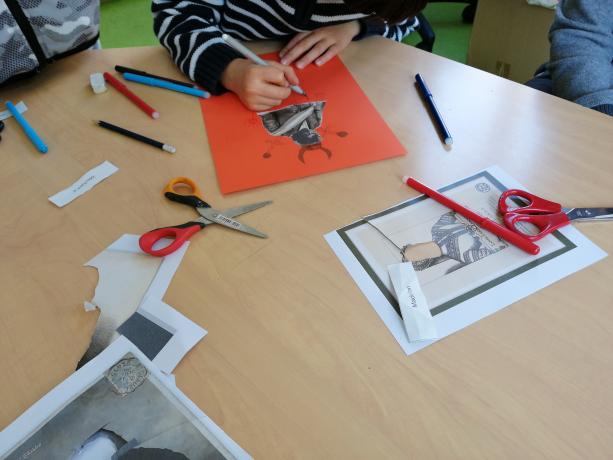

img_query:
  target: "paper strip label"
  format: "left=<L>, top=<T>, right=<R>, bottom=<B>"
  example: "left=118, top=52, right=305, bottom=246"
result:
left=388, top=262, right=437, bottom=342
left=0, top=101, right=27, bottom=120
left=49, top=161, right=118, bottom=207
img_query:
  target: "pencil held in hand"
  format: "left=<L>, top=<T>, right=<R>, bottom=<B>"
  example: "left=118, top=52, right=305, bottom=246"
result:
left=221, top=33, right=307, bottom=97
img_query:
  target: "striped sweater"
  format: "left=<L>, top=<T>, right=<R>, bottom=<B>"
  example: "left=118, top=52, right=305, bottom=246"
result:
left=152, top=0, right=419, bottom=94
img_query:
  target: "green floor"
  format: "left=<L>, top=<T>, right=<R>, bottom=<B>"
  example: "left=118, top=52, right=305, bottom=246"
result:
left=100, top=1, right=472, bottom=63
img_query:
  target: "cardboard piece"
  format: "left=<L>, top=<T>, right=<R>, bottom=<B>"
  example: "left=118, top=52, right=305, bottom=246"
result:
left=467, top=0, right=555, bottom=83
left=201, top=54, right=406, bottom=193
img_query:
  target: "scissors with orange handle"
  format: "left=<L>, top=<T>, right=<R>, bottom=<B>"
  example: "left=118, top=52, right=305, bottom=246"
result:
left=139, top=177, right=271, bottom=257
left=498, top=189, right=613, bottom=241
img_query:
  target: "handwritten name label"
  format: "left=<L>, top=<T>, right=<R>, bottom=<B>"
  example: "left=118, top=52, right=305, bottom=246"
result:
left=49, top=161, right=118, bottom=207
left=388, top=262, right=437, bottom=342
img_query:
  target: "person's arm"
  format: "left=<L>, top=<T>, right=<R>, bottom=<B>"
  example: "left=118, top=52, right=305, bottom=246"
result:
left=152, top=0, right=242, bottom=94
left=152, top=0, right=299, bottom=110
left=549, top=0, right=613, bottom=115
left=354, top=16, right=420, bottom=42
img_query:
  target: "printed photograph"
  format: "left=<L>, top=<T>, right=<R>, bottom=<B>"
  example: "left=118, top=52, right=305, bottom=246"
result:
left=8, top=354, right=227, bottom=460
left=337, top=170, right=576, bottom=315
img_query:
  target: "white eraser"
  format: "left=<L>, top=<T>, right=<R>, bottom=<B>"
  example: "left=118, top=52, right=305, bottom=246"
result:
left=90, top=72, right=107, bottom=94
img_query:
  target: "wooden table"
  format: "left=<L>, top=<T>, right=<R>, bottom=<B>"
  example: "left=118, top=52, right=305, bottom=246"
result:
left=1, top=39, right=612, bottom=459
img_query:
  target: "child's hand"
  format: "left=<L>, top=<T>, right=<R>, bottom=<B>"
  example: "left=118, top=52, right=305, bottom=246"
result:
left=279, top=21, right=360, bottom=69
left=221, top=58, right=300, bottom=111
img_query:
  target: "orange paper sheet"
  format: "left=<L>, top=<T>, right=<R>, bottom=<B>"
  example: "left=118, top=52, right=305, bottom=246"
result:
left=200, top=54, right=406, bottom=194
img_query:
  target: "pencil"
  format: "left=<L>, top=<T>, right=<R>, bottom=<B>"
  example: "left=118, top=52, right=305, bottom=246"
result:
left=5, top=101, right=48, bottom=153
left=221, top=33, right=307, bottom=97
left=96, top=120, right=176, bottom=153
left=415, top=74, right=452, bottom=146
left=403, top=176, right=540, bottom=255
left=103, top=72, right=160, bottom=119
left=115, top=65, right=195, bottom=88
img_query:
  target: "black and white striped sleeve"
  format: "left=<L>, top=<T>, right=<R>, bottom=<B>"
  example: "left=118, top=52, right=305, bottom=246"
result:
left=355, top=16, right=419, bottom=42
left=152, top=0, right=242, bottom=94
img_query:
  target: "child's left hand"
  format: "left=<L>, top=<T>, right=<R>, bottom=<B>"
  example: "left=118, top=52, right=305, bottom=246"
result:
left=279, top=21, right=360, bottom=69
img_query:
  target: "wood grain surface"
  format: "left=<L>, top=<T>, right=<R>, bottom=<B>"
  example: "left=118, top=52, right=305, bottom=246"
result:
left=1, top=38, right=612, bottom=459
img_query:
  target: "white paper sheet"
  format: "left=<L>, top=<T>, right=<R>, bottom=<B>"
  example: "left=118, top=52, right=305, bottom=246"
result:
left=136, top=296, right=207, bottom=374
left=0, top=337, right=252, bottom=460
left=0, top=101, right=27, bottom=120
left=325, top=166, right=607, bottom=355
left=49, top=161, right=118, bottom=207
left=82, top=234, right=189, bottom=364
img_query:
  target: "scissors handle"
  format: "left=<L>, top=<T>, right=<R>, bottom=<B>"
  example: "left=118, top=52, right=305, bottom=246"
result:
left=163, top=177, right=211, bottom=209
left=503, top=211, right=570, bottom=241
left=498, top=189, right=562, bottom=214
left=139, top=221, right=206, bottom=257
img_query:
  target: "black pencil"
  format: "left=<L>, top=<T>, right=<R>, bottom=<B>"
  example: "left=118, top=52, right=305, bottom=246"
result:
left=96, top=120, right=176, bottom=153
left=114, top=65, right=195, bottom=88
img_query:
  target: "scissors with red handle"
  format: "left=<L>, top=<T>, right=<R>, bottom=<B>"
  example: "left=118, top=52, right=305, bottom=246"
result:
left=139, top=177, right=271, bottom=257
left=498, top=189, right=613, bottom=241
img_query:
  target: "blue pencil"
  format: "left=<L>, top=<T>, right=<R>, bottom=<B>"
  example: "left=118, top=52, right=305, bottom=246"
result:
left=6, top=101, right=48, bottom=153
left=122, top=72, right=210, bottom=98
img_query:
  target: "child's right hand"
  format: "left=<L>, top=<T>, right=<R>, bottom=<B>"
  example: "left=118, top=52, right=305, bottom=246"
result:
left=221, top=58, right=300, bottom=111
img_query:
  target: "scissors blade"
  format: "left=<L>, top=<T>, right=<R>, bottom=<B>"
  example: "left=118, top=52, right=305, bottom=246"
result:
left=197, top=207, right=268, bottom=238
left=219, top=200, right=273, bottom=218
left=565, top=207, right=613, bottom=221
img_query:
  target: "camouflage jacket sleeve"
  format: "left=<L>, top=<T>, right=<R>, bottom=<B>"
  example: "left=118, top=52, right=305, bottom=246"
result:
left=0, top=0, right=99, bottom=85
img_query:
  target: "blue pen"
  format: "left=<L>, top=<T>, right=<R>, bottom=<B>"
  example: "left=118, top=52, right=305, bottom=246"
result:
left=415, top=74, right=453, bottom=146
left=6, top=101, right=48, bottom=153
left=122, top=72, right=210, bottom=98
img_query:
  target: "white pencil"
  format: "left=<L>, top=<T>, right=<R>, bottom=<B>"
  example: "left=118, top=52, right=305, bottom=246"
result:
left=221, top=33, right=307, bottom=97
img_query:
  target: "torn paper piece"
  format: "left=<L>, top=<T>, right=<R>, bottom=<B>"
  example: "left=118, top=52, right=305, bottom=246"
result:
left=0, top=101, right=27, bottom=121
left=81, top=234, right=189, bottom=366
left=388, top=262, right=437, bottom=342
left=49, top=161, right=118, bottom=207
left=118, top=296, right=207, bottom=374
left=117, top=312, right=173, bottom=360
left=0, top=337, right=252, bottom=460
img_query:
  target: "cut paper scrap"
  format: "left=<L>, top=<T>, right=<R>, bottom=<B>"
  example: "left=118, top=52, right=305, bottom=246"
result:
left=0, top=337, right=252, bottom=460
left=388, top=262, right=437, bottom=342
left=49, top=161, right=118, bottom=207
left=118, top=296, right=207, bottom=374
left=81, top=234, right=189, bottom=365
left=201, top=54, right=406, bottom=193
left=0, top=100, right=27, bottom=120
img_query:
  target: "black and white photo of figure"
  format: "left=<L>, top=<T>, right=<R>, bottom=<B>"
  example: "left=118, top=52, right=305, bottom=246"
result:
left=259, top=101, right=325, bottom=146
left=402, top=211, right=509, bottom=274
left=336, top=169, right=580, bottom=318
left=8, top=354, right=227, bottom=460
left=258, top=101, right=340, bottom=163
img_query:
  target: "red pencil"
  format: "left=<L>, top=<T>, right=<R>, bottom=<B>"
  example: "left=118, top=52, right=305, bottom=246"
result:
left=403, top=176, right=540, bottom=255
left=103, top=72, right=159, bottom=119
